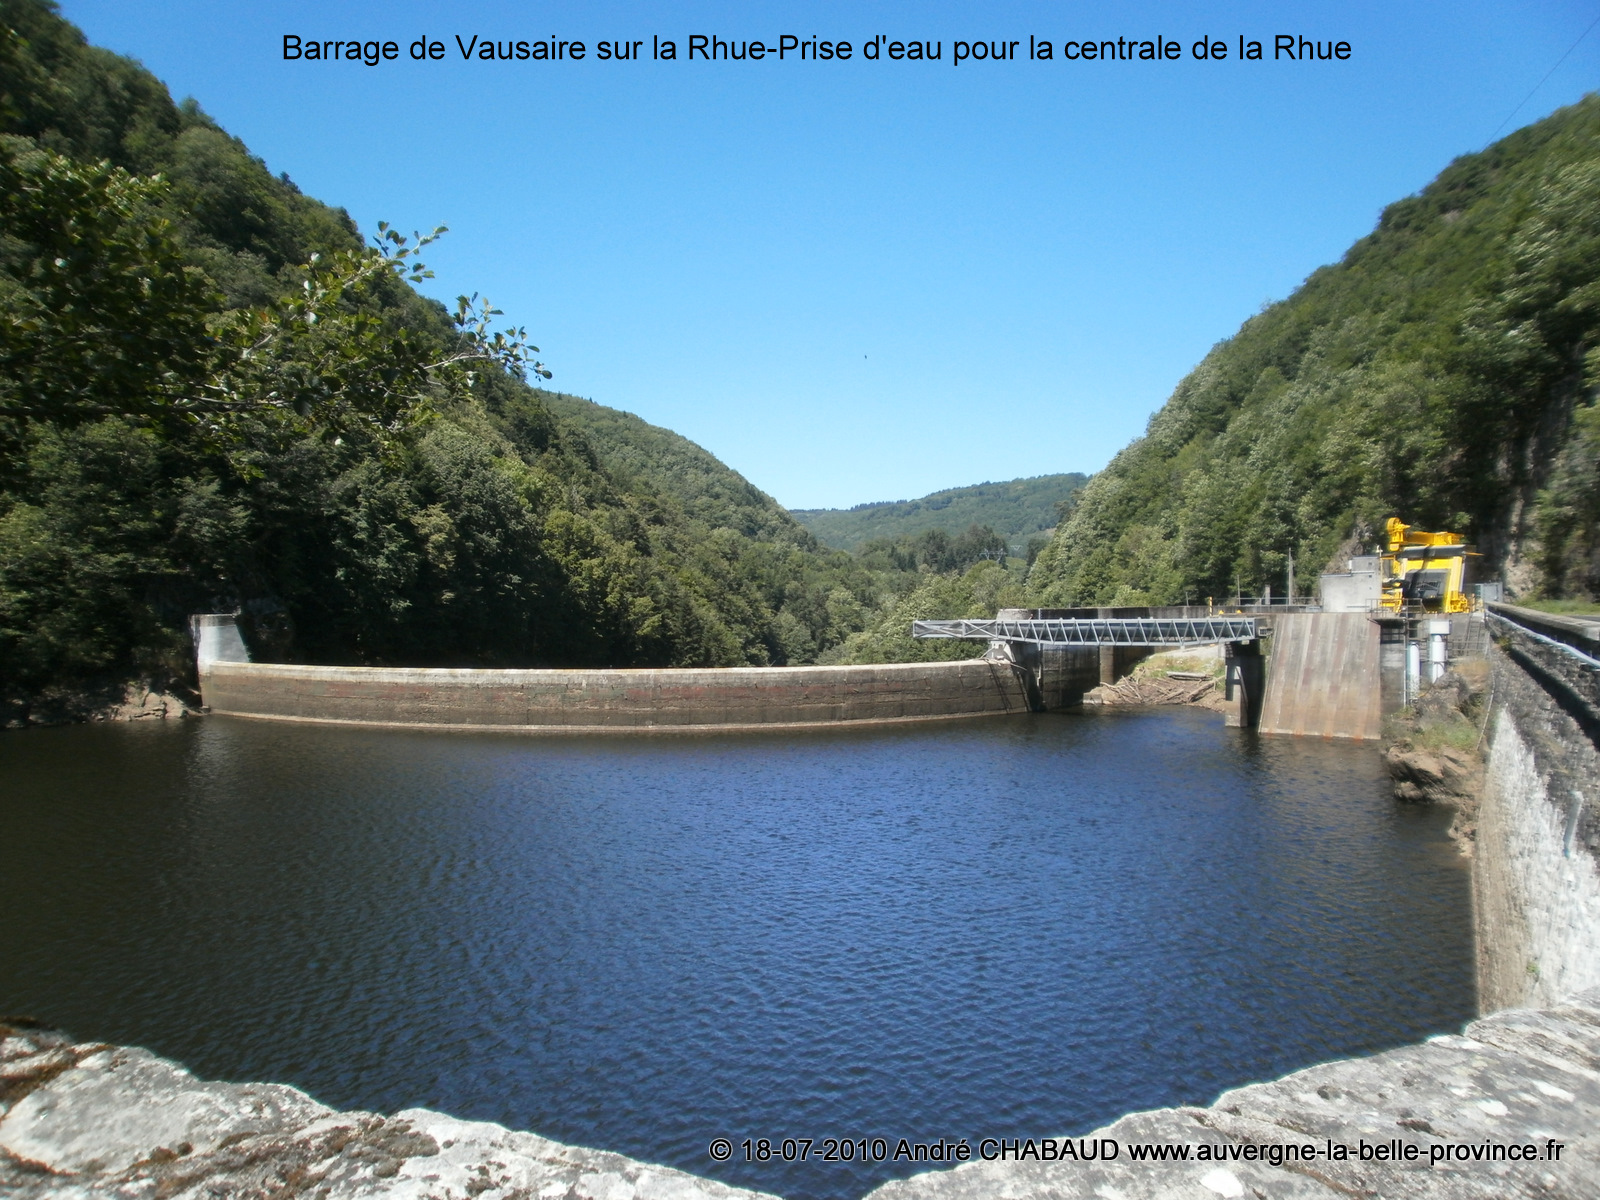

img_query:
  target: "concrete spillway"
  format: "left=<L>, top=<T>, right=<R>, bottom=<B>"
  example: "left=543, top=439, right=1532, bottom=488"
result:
left=196, top=659, right=1035, bottom=732
left=1258, top=612, right=1383, bottom=740
left=190, top=617, right=1039, bottom=732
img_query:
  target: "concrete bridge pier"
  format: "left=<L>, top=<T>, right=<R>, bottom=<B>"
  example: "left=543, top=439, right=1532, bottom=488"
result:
left=1224, top=639, right=1265, bottom=729
left=1046, top=647, right=1106, bottom=708
left=1096, top=607, right=1121, bottom=686
left=988, top=637, right=1047, bottom=712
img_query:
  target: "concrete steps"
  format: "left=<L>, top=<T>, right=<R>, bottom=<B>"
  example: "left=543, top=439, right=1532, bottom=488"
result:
left=1259, top=612, right=1383, bottom=740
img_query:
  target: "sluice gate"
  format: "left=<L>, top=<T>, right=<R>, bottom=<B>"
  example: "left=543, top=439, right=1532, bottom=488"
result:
left=1255, top=612, right=1384, bottom=741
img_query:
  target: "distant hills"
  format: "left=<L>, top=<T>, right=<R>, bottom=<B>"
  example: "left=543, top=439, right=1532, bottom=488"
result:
left=793, top=474, right=1088, bottom=555
left=536, top=391, right=806, bottom=545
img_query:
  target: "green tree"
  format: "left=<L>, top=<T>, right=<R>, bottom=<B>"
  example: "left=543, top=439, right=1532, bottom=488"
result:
left=0, top=137, right=213, bottom=430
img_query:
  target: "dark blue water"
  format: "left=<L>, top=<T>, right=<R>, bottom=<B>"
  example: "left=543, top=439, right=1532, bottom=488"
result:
left=0, top=709, right=1474, bottom=1199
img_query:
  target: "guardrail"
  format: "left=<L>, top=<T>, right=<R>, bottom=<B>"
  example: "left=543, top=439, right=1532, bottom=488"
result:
left=1484, top=603, right=1600, bottom=730
left=911, top=616, right=1262, bottom=647
left=1486, top=602, right=1600, bottom=656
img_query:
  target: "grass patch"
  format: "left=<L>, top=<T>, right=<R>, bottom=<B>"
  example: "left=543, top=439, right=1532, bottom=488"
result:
left=1407, top=713, right=1481, bottom=754
left=1132, top=651, right=1224, bottom=680
left=1512, top=597, right=1600, bottom=616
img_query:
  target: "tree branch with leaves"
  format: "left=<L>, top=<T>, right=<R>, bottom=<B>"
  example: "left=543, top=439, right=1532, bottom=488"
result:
left=1, top=139, right=548, bottom=447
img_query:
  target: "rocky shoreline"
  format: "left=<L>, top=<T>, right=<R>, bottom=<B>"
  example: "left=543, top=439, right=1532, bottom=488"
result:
left=1382, top=667, right=1491, bottom=855
left=2, top=681, right=201, bottom=730
left=0, top=1018, right=775, bottom=1200
left=6, top=990, right=1597, bottom=1199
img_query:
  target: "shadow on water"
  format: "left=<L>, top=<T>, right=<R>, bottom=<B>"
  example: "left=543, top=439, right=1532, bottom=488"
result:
left=0, top=707, right=1473, bottom=1200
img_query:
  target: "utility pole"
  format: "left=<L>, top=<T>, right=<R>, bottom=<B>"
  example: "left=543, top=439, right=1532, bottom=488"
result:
left=1286, top=549, right=1295, bottom=605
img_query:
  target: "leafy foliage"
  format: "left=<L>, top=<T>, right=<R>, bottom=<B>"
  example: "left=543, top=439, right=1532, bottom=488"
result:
left=0, top=141, right=535, bottom=445
left=853, top=524, right=1010, bottom=575
left=0, top=138, right=213, bottom=430
left=824, top=559, right=1028, bottom=665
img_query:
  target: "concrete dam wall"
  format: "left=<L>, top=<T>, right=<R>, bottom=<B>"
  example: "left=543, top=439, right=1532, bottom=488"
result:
left=1257, top=612, right=1384, bottom=740
left=1475, top=624, right=1600, bottom=1013
left=189, top=612, right=1211, bottom=731
left=197, top=658, right=1034, bottom=732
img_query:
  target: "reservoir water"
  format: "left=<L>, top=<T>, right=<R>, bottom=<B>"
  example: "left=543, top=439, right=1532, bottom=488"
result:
left=0, top=708, right=1474, bottom=1199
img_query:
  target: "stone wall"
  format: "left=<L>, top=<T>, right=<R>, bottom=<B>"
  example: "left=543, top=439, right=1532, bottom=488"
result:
left=864, top=988, right=1600, bottom=1200
left=198, top=658, right=1034, bottom=732
left=1475, top=643, right=1600, bottom=1011
left=0, top=1020, right=776, bottom=1200
left=6, top=992, right=1596, bottom=1199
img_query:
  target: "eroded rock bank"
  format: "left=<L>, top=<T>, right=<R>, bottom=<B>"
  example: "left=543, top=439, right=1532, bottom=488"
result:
left=1382, top=666, right=1489, bottom=854
left=2, top=680, right=201, bottom=729
left=6, top=992, right=1598, bottom=1199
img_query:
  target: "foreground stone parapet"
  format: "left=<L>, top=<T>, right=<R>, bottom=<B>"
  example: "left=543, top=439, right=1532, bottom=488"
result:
left=4, top=993, right=1597, bottom=1199
left=867, top=988, right=1600, bottom=1200
left=0, top=1021, right=775, bottom=1200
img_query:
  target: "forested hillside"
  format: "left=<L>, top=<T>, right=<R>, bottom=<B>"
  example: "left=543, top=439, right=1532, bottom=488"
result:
left=0, top=0, right=898, bottom=718
left=1031, top=95, right=1600, bottom=607
left=538, top=391, right=807, bottom=544
left=795, top=473, right=1086, bottom=555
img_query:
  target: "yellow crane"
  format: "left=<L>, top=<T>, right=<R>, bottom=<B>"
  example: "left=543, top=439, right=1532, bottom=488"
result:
left=1377, top=518, right=1475, bottom=613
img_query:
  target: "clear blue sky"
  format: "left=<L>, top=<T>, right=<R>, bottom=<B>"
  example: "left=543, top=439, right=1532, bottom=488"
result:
left=59, top=0, right=1600, bottom=510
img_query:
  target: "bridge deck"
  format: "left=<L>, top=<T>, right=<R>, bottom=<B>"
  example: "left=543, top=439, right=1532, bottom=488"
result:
left=912, top=616, right=1261, bottom=647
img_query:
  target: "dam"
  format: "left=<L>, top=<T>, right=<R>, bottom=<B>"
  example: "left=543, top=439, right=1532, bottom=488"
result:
left=187, top=603, right=1600, bottom=1024
left=189, top=609, right=1259, bottom=731
left=189, top=655, right=1035, bottom=732
left=187, top=603, right=1460, bottom=740
left=4, top=603, right=1591, bottom=1198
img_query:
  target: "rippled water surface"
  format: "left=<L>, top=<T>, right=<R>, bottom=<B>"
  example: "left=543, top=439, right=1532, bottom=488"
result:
left=1, top=709, right=1473, bottom=1199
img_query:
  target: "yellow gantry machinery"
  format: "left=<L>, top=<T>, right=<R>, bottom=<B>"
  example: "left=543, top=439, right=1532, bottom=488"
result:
left=1377, top=517, right=1475, bottom=613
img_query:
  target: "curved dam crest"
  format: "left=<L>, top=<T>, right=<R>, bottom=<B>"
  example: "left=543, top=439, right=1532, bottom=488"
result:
left=196, top=659, right=1034, bottom=732
left=194, top=609, right=1036, bottom=731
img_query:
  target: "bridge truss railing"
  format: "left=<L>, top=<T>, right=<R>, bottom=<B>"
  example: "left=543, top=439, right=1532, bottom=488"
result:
left=911, top=616, right=1262, bottom=647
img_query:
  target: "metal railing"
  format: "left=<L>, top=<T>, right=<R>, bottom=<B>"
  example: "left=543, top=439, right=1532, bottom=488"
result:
left=1484, top=604, right=1600, bottom=725
left=912, top=616, right=1262, bottom=647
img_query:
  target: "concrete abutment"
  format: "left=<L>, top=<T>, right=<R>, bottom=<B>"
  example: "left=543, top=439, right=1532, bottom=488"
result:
left=1474, top=641, right=1600, bottom=1011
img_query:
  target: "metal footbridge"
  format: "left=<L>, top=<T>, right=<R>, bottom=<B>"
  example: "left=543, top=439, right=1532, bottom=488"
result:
left=912, top=615, right=1262, bottom=647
